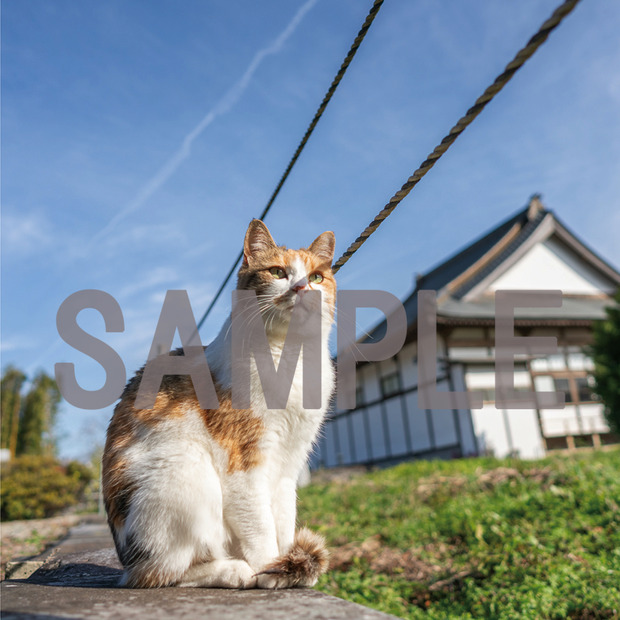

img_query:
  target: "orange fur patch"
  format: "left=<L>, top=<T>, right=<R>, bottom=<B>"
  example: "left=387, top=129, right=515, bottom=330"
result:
left=103, top=347, right=265, bottom=551
left=199, top=390, right=263, bottom=474
left=102, top=395, right=138, bottom=536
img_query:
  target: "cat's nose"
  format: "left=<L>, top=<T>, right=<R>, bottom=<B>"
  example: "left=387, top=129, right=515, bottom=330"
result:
left=292, top=281, right=308, bottom=292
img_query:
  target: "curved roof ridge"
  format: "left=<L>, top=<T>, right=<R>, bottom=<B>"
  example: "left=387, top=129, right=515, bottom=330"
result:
left=414, top=204, right=531, bottom=295
left=451, top=208, right=547, bottom=299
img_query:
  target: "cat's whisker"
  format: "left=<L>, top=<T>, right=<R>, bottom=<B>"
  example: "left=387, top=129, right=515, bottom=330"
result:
left=223, top=302, right=265, bottom=340
left=235, top=312, right=266, bottom=358
left=334, top=310, right=374, bottom=341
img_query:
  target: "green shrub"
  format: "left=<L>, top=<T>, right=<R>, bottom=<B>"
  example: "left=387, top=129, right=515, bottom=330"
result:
left=590, top=290, right=620, bottom=432
left=1, top=455, right=95, bottom=521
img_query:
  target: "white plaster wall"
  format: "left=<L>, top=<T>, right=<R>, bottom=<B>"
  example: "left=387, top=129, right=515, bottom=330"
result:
left=472, top=405, right=511, bottom=457
left=530, top=357, right=550, bottom=372
left=534, top=375, right=555, bottom=393
left=548, top=354, right=567, bottom=371
left=529, top=353, right=567, bottom=374
left=334, top=416, right=352, bottom=464
left=465, top=367, right=531, bottom=390
left=322, top=421, right=338, bottom=467
left=366, top=404, right=388, bottom=460
left=567, top=350, right=595, bottom=371
left=466, top=369, right=496, bottom=389
left=430, top=381, right=459, bottom=447
left=360, top=364, right=381, bottom=402
left=382, top=399, right=408, bottom=456
left=405, top=393, right=432, bottom=452
left=432, top=409, right=458, bottom=447
left=488, top=237, right=615, bottom=295
left=466, top=365, right=544, bottom=459
left=540, top=406, right=581, bottom=436
left=450, top=364, right=478, bottom=455
left=503, top=409, right=546, bottom=459
left=349, top=409, right=369, bottom=462
left=458, top=409, right=478, bottom=456
left=471, top=405, right=544, bottom=459
left=579, top=404, right=610, bottom=433
left=398, top=343, right=418, bottom=389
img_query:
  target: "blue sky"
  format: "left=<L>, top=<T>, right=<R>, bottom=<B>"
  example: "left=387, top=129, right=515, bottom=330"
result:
left=2, top=0, right=619, bottom=460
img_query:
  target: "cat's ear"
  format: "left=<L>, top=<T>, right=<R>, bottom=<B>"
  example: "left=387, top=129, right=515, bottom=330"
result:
left=243, top=219, right=277, bottom=265
left=309, top=231, right=335, bottom=265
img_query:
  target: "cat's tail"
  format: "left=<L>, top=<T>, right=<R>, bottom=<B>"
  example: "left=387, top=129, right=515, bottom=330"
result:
left=256, top=527, right=329, bottom=588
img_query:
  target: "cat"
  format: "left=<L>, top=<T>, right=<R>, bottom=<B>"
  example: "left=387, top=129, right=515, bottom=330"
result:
left=102, top=219, right=336, bottom=589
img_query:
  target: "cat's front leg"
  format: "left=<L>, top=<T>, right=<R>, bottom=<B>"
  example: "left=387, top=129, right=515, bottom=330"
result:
left=254, top=474, right=329, bottom=589
left=223, top=470, right=280, bottom=572
left=272, top=476, right=297, bottom=555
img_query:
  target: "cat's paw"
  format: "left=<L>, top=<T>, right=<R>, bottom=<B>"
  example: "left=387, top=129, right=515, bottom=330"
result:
left=256, top=570, right=313, bottom=590
left=223, top=560, right=258, bottom=589
left=179, top=559, right=257, bottom=588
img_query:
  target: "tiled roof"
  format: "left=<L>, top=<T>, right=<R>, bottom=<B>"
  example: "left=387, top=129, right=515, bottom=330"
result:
left=362, top=197, right=620, bottom=343
left=413, top=206, right=531, bottom=295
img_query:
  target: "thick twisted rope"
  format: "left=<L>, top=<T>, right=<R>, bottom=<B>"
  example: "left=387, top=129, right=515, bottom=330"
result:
left=197, top=0, right=384, bottom=330
left=332, top=0, right=581, bottom=274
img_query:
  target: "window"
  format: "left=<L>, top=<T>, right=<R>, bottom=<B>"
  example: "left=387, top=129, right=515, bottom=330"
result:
left=380, top=372, right=401, bottom=398
left=575, top=376, right=599, bottom=403
left=554, top=378, right=574, bottom=403
left=538, top=373, right=600, bottom=405
left=546, top=436, right=569, bottom=451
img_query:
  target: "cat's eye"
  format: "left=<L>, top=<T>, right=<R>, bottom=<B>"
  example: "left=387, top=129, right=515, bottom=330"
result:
left=269, top=267, right=286, bottom=279
left=309, top=273, right=324, bottom=284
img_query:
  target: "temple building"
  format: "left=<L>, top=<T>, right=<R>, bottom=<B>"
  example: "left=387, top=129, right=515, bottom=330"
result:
left=311, top=196, right=620, bottom=468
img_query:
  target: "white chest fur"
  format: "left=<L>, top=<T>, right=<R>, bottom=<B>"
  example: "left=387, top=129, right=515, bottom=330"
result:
left=206, top=317, right=334, bottom=472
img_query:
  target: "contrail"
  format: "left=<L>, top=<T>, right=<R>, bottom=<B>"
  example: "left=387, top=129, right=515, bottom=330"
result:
left=30, top=0, right=319, bottom=375
left=91, top=0, right=319, bottom=244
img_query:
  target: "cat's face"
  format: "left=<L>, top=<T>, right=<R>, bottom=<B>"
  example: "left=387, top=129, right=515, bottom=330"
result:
left=237, top=220, right=336, bottom=333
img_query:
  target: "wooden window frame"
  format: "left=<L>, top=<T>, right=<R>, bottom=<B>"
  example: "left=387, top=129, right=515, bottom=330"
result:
left=531, top=370, right=600, bottom=405
left=379, top=371, right=402, bottom=399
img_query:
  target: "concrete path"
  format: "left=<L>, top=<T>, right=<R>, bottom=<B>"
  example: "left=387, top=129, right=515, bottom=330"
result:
left=1, top=517, right=396, bottom=619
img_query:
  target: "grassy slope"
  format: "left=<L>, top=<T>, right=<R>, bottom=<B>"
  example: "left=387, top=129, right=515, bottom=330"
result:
left=298, top=450, right=620, bottom=619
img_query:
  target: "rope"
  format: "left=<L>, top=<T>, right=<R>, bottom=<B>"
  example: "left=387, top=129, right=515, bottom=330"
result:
left=331, top=0, right=581, bottom=274
left=197, top=0, right=385, bottom=330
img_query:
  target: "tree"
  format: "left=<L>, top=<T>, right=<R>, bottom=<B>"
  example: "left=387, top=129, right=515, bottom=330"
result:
left=16, top=372, right=61, bottom=456
left=1, top=366, right=27, bottom=458
left=590, top=290, right=620, bottom=433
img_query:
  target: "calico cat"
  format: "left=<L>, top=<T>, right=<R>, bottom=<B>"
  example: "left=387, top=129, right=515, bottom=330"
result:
left=102, top=220, right=335, bottom=589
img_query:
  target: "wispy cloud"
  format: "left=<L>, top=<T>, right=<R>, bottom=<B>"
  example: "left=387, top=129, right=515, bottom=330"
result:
left=117, top=266, right=180, bottom=300
left=0, top=336, right=37, bottom=353
left=1, top=210, right=54, bottom=258
left=26, top=339, right=63, bottom=376
left=99, top=222, right=187, bottom=254
left=91, top=0, right=319, bottom=245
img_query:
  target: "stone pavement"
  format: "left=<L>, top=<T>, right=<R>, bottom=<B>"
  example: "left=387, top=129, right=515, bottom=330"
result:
left=1, top=517, right=397, bottom=619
